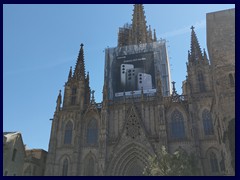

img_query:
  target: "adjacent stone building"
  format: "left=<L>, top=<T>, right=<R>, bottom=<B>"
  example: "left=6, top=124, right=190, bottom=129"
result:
left=45, top=5, right=235, bottom=176
left=3, top=132, right=48, bottom=176
left=3, top=132, right=26, bottom=176
left=23, top=149, right=48, bottom=176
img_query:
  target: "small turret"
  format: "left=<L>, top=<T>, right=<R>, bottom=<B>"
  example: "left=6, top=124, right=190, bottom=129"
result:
left=56, top=90, right=62, bottom=112
left=153, top=29, right=157, bottom=42
left=203, top=48, right=209, bottom=64
left=68, top=66, right=72, bottom=80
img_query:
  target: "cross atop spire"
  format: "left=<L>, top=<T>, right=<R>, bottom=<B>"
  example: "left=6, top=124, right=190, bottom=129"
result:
left=73, top=43, right=86, bottom=80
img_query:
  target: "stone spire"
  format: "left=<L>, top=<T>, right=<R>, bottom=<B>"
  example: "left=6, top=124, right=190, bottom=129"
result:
left=68, top=66, right=72, bottom=80
left=203, top=48, right=209, bottom=64
left=148, top=25, right=153, bottom=43
left=56, top=90, right=62, bottom=112
left=153, top=29, right=157, bottom=42
left=131, top=4, right=148, bottom=44
left=190, top=26, right=203, bottom=62
left=85, top=72, right=91, bottom=105
left=73, top=43, right=86, bottom=80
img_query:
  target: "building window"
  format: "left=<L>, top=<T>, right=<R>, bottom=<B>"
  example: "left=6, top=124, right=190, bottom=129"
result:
left=198, top=71, right=205, bottom=92
left=210, top=152, right=219, bottom=173
left=62, top=159, right=68, bottom=176
left=72, top=87, right=77, bottom=95
left=71, top=96, right=76, bottom=105
left=202, top=109, right=214, bottom=135
left=170, top=110, right=185, bottom=139
left=64, top=121, right=73, bottom=144
left=12, top=148, right=17, bottom=161
left=85, top=156, right=94, bottom=176
left=229, top=73, right=234, bottom=87
left=87, top=119, right=98, bottom=145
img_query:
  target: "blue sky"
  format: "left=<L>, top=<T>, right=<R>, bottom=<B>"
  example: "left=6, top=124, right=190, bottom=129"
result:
left=3, top=4, right=235, bottom=151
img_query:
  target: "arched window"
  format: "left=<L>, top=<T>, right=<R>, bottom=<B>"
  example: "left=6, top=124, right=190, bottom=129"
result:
left=85, top=156, right=95, bottom=176
left=170, top=110, right=185, bottom=139
left=87, top=119, right=98, bottom=145
left=62, top=159, right=68, bottom=176
left=198, top=71, right=205, bottom=92
left=229, top=74, right=234, bottom=87
left=64, top=121, right=73, bottom=144
left=202, top=109, right=214, bottom=135
left=209, top=152, right=219, bottom=173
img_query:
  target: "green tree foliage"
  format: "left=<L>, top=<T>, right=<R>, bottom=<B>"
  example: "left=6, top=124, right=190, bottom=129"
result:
left=144, top=146, right=199, bottom=176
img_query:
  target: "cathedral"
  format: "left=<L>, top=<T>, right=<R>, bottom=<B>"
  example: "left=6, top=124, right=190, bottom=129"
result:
left=45, top=5, right=235, bottom=176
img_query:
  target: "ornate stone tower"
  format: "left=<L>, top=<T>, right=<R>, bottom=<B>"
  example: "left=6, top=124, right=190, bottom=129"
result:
left=45, top=44, right=92, bottom=176
left=185, top=26, right=212, bottom=95
left=63, top=43, right=90, bottom=109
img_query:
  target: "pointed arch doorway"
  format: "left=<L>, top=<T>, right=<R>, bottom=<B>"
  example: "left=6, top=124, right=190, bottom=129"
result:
left=107, top=143, right=152, bottom=176
left=124, top=157, right=146, bottom=176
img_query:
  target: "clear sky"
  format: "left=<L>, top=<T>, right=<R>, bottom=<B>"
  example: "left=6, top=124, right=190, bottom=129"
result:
left=3, top=4, right=235, bottom=151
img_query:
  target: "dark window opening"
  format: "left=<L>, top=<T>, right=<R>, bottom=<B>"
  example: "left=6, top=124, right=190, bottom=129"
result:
left=72, top=87, right=77, bottom=95
left=170, top=110, right=185, bottom=139
left=71, top=96, right=76, bottom=105
left=229, top=74, right=234, bottom=87
left=12, top=148, right=17, bottom=161
left=202, top=109, right=214, bottom=135
left=64, top=121, right=73, bottom=144
left=87, top=119, right=98, bottom=145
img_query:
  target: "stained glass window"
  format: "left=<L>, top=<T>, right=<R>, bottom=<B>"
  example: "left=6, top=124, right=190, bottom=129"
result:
left=202, top=109, right=214, bottom=135
left=87, top=119, right=98, bottom=144
left=170, top=110, right=185, bottom=139
left=64, top=121, right=73, bottom=144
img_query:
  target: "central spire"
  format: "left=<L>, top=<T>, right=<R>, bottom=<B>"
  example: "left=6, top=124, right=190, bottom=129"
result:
left=131, top=4, right=148, bottom=44
left=117, top=4, right=156, bottom=47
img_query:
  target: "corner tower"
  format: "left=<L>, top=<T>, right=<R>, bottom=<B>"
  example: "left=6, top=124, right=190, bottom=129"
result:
left=63, top=44, right=90, bottom=109
left=45, top=44, right=91, bottom=176
left=185, top=26, right=212, bottom=95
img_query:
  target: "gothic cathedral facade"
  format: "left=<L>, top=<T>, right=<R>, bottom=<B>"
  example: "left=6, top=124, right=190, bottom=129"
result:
left=45, top=5, right=235, bottom=176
